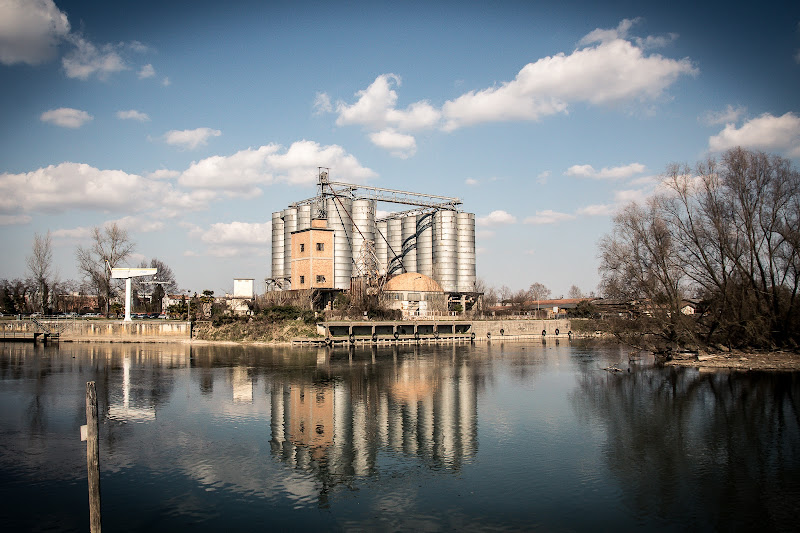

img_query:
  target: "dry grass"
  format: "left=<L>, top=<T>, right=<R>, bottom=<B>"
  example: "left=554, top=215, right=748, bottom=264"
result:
left=193, top=317, right=319, bottom=343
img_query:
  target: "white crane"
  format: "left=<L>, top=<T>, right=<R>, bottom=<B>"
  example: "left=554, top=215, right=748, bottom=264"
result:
left=108, top=262, right=157, bottom=322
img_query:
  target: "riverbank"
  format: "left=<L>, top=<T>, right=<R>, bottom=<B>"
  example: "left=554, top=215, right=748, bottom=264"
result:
left=665, top=349, right=800, bottom=371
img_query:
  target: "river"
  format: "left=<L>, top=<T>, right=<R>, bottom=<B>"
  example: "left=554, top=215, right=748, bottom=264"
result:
left=1, top=340, right=798, bottom=531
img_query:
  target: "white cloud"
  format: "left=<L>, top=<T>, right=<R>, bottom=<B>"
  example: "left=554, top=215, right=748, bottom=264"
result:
left=62, top=36, right=127, bottom=80
left=0, top=0, right=70, bottom=65
left=537, top=170, right=550, bottom=184
left=179, top=140, right=376, bottom=190
left=477, top=210, right=517, bottom=227
left=0, top=214, right=32, bottom=225
left=465, top=178, right=479, bottom=186
left=0, top=162, right=210, bottom=216
left=313, top=92, right=332, bottom=115
left=162, top=77, right=171, bottom=86
left=576, top=204, right=615, bottom=216
left=523, top=210, right=576, bottom=225
left=40, top=107, right=93, bottom=128
left=111, top=215, right=164, bottom=233
left=565, top=162, right=645, bottom=180
left=708, top=112, right=800, bottom=158
left=138, top=63, right=155, bottom=79
left=52, top=226, right=91, bottom=239
left=700, top=104, right=746, bottom=126
left=614, top=188, right=651, bottom=205
left=201, top=221, right=271, bottom=245
left=336, top=74, right=441, bottom=130
left=368, top=129, right=417, bottom=158
left=164, top=127, right=222, bottom=150
left=147, top=169, right=180, bottom=180
left=442, top=21, right=696, bottom=130
left=116, top=109, right=150, bottom=122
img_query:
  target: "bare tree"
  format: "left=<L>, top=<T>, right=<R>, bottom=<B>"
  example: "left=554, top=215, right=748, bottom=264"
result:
left=133, top=258, right=178, bottom=312
left=76, top=223, right=135, bottom=316
left=26, top=231, right=54, bottom=313
left=568, top=285, right=584, bottom=299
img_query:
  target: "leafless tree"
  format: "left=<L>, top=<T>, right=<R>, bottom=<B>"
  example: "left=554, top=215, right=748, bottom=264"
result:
left=76, top=223, right=135, bottom=316
left=600, top=147, right=800, bottom=349
left=568, top=285, right=584, bottom=299
left=26, top=231, right=55, bottom=313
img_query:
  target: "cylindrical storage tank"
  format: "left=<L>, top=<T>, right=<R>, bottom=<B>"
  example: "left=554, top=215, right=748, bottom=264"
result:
left=416, top=212, right=433, bottom=278
left=271, top=212, right=284, bottom=288
left=297, top=205, right=312, bottom=231
left=457, top=212, right=476, bottom=292
left=433, top=210, right=458, bottom=292
left=351, top=199, right=375, bottom=276
left=401, top=215, right=417, bottom=273
left=387, top=218, right=403, bottom=274
left=327, top=197, right=353, bottom=289
left=375, top=220, right=388, bottom=275
left=282, top=208, right=297, bottom=290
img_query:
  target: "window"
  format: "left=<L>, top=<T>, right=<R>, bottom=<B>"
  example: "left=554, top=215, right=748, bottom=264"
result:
left=316, top=242, right=324, bottom=251
left=300, top=243, right=305, bottom=252
left=316, top=275, right=326, bottom=283
left=299, top=275, right=305, bottom=285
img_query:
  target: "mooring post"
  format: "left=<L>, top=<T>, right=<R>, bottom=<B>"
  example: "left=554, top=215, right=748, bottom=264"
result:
left=85, top=381, right=102, bottom=532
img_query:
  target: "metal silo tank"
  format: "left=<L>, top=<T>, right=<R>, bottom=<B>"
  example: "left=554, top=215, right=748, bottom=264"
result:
left=282, top=208, right=297, bottom=290
left=433, top=210, right=458, bottom=292
left=327, top=197, right=353, bottom=289
left=375, top=220, right=388, bottom=275
left=297, top=205, right=312, bottom=231
left=351, top=199, right=375, bottom=275
left=401, top=215, right=417, bottom=273
left=416, top=212, right=433, bottom=278
left=457, top=212, right=476, bottom=292
left=271, top=212, right=284, bottom=288
left=387, top=218, right=403, bottom=274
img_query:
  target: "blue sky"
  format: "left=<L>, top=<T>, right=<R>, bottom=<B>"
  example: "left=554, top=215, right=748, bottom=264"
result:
left=1, top=0, right=798, bottom=297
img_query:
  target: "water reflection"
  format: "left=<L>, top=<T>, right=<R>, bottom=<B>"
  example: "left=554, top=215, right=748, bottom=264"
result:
left=269, top=346, right=478, bottom=502
left=572, top=366, right=800, bottom=530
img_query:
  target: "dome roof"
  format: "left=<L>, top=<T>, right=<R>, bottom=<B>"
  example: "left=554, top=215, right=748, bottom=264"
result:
left=384, top=272, right=443, bottom=293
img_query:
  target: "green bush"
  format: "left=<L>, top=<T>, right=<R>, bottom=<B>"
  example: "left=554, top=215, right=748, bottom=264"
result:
left=260, top=305, right=316, bottom=324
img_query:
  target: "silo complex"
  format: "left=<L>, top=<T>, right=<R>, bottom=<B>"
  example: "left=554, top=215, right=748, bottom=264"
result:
left=270, top=180, right=475, bottom=293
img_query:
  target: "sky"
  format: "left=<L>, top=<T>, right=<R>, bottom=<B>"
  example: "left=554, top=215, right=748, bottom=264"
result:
left=1, top=0, right=799, bottom=298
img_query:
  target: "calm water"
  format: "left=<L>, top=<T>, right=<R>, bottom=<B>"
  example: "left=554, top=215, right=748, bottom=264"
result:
left=1, top=340, right=798, bottom=531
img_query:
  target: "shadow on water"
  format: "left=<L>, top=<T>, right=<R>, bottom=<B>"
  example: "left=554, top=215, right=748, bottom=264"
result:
left=571, top=365, right=800, bottom=530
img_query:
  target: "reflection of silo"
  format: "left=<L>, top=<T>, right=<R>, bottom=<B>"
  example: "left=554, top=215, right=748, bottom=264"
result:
left=327, top=197, right=353, bottom=289
left=457, top=212, right=476, bottom=292
left=282, top=208, right=297, bottom=289
left=387, top=218, right=403, bottom=274
left=416, top=213, right=433, bottom=278
left=351, top=199, right=375, bottom=275
left=297, top=204, right=312, bottom=231
left=375, top=220, right=388, bottom=276
left=459, top=361, right=477, bottom=457
left=271, top=212, right=284, bottom=286
left=433, top=210, right=458, bottom=292
left=401, top=216, right=417, bottom=273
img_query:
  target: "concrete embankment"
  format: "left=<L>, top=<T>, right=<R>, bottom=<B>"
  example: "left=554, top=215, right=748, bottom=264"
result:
left=471, top=318, right=572, bottom=339
left=3, top=319, right=191, bottom=342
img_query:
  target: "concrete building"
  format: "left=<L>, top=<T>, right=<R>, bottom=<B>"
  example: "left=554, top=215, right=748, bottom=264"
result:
left=381, top=272, right=447, bottom=317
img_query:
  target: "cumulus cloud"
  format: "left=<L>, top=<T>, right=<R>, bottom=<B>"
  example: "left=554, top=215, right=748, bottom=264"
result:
left=201, top=221, right=271, bottom=245
left=40, top=107, right=93, bottom=128
left=111, top=215, right=164, bottom=233
left=576, top=204, right=615, bottom=216
left=465, top=178, right=479, bottom=186
left=565, top=162, right=646, bottom=180
left=313, top=92, right=332, bottom=115
left=336, top=74, right=441, bottom=131
left=0, top=0, right=70, bottom=65
left=700, top=104, right=746, bottom=126
left=0, top=162, right=210, bottom=216
left=51, top=226, right=92, bottom=239
left=523, top=210, right=576, bottom=225
left=116, top=109, right=150, bottom=121
left=179, top=140, right=376, bottom=190
left=442, top=20, right=696, bottom=130
left=62, top=36, right=127, bottom=79
left=368, top=129, right=417, bottom=158
left=477, top=210, right=517, bottom=227
left=708, top=112, right=800, bottom=158
left=537, top=170, right=551, bottom=184
left=138, top=63, right=155, bottom=78
left=164, top=127, right=222, bottom=150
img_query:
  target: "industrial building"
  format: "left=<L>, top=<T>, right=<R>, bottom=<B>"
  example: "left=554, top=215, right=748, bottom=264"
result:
left=268, top=169, right=478, bottom=313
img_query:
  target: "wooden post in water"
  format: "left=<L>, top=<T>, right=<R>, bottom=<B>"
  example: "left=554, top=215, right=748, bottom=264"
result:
left=85, top=381, right=102, bottom=532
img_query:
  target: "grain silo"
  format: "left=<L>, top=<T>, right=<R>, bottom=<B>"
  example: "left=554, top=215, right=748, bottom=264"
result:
left=433, top=210, right=458, bottom=292
left=401, top=215, right=417, bottom=273
left=416, top=212, right=433, bottom=278
left=327, top=196, right=353, bottom=289
left=271, top=211, right=284, bottom=288
left=456, top=212, right=476, bottom=292
left=282, top=207, right=297, bottom=291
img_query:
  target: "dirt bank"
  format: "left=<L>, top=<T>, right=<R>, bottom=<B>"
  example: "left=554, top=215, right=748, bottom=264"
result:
left=665, top=350, right=800, bottom=371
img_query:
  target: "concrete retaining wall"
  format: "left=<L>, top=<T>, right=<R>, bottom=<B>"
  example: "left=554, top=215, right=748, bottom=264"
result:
left=470, top=319, right=572, bottom=338
left=3, top=320, right=191, bottom=341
